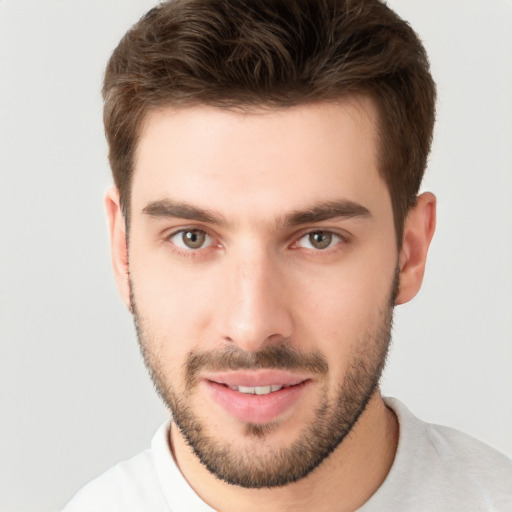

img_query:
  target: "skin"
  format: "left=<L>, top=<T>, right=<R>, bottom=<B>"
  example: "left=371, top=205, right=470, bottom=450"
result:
left=106, top=98, right=436, bottom=511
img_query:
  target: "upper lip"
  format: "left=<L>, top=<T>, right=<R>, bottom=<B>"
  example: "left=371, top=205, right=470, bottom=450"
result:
left=201, top=369, right=310, bottom=388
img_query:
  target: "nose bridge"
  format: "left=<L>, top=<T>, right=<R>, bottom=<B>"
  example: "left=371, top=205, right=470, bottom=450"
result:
left=218, top=242, right=292, bottom=351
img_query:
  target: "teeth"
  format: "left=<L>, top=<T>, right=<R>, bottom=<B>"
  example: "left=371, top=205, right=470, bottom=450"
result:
left=239, top=385, right=259, bottom=394
left=229, top=385, right=284, bottom=395
left=255, top=385, right=271, bottom=395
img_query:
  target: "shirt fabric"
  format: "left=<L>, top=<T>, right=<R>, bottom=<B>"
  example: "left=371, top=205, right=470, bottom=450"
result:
left=63, top=398, right=512, bottom=511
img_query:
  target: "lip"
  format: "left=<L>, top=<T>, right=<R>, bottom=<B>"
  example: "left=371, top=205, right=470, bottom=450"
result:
left=202, top=370, right=312, bottom=424
left=202, top=369, right=311, bottom=388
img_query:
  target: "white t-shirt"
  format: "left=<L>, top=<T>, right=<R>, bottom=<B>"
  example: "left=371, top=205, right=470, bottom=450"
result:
left=63, top=398, right=512, bottom=511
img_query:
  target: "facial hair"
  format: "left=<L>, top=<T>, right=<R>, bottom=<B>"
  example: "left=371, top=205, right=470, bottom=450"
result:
left=131, top=272, right=397, bottom=488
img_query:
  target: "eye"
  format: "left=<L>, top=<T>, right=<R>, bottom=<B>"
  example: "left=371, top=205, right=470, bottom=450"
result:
left=169, top=229, right=213, bottom=250
left=296, top=231, right=342, bottom=250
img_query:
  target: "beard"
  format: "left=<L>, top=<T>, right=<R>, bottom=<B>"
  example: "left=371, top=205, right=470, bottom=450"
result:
left=131, top=272, right=397, bottom=489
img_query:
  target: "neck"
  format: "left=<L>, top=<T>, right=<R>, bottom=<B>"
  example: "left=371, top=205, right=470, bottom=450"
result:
left=170, top=392, right=398, bottom=512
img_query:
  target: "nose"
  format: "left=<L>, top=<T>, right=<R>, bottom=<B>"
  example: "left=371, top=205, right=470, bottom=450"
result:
left=215, top=247, right=294, bottom=352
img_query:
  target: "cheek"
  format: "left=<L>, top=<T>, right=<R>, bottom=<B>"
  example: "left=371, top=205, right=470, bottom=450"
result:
left=128, top=251, right=220, bottom=362
left=292, top=252, right=396, bottom=356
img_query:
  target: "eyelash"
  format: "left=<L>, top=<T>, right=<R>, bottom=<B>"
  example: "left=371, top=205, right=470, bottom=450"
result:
left=292, top=231, right=346, bottom=251
left=166, top=228, right=217, bottom=255
left=165, top=227, right=349, bottom=257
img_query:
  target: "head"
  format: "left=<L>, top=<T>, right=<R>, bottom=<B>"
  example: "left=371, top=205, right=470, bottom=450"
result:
left=103, top=0, right=437, bottom=491
left=103, top=0, right=436, bottom=244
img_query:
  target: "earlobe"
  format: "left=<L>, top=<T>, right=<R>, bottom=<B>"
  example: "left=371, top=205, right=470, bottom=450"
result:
left=105, top=187, right=131, bottom=310
left=395, top=192, right=436, bottom=305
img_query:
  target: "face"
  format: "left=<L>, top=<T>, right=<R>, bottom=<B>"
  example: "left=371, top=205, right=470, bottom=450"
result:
left=126, top=99, right=399, bottom=487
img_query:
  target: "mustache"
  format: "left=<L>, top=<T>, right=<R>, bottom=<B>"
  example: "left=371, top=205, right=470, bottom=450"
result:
left=185, top=343, right=328, bottom=387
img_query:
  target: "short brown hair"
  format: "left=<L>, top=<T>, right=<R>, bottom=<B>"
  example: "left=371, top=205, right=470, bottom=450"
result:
left=103, top=0, right=436, bottom=242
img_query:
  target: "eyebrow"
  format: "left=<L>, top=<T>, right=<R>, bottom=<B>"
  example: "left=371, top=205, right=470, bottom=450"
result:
left=142, top=199, right=228, bottom=226
left=142, top=198, right=371, bottom=226
left=284, top=200, right=371, bottom=226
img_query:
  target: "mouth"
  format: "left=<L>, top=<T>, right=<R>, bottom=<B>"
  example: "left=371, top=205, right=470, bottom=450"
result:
left=226, top=384, right=289, bottom=395
left=201, top=370, right=312, bottom=424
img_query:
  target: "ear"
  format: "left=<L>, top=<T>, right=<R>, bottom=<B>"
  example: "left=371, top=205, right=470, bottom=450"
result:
left=105, top=186, right=131, bottom=310
left=395, top=192, right=436, bottom=305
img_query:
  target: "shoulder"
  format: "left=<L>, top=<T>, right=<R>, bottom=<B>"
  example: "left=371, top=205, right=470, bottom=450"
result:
left=422, top=416, right=512, bottom=498
left=423, top=416, right=512, bottom=473
left=62, top=448, right=169, bottom=512
left=63, top=421, right=215, bottom=512
left=391, top=397, right=512, bottom=472
left=362, top=398, right=512, bottom=511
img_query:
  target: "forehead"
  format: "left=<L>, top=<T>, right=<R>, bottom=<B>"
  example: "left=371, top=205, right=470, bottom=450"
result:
left=131, top=99, right=390, bottom=222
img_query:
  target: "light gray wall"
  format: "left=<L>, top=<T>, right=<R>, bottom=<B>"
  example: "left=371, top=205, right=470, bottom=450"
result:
left=0, top=1, right=510, bottom=511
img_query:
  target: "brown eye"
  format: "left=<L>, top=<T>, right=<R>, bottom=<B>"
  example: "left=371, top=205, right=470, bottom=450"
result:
left=170, top=229, right=211, bottom=250
left=309, top=231, right=332, bottom=249
left=297, top=231, right=341, bottom=250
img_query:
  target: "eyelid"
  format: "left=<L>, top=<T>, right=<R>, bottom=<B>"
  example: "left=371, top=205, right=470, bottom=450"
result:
left=290, top=228, right=350, bottom=250
left=162, top=225, right=350, bottom=253
left=165, top=225, right=221, bottom=253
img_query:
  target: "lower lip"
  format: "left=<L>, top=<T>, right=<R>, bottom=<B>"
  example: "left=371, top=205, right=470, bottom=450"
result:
left=204, top=380, right=310, bottom=424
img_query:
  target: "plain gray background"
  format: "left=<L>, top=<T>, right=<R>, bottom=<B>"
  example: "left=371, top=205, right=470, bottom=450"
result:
left=1, top=1, right=511, bottom=511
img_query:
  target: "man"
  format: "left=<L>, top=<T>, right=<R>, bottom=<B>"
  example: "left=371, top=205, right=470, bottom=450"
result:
left=64, top=0, right=512, bottom=510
